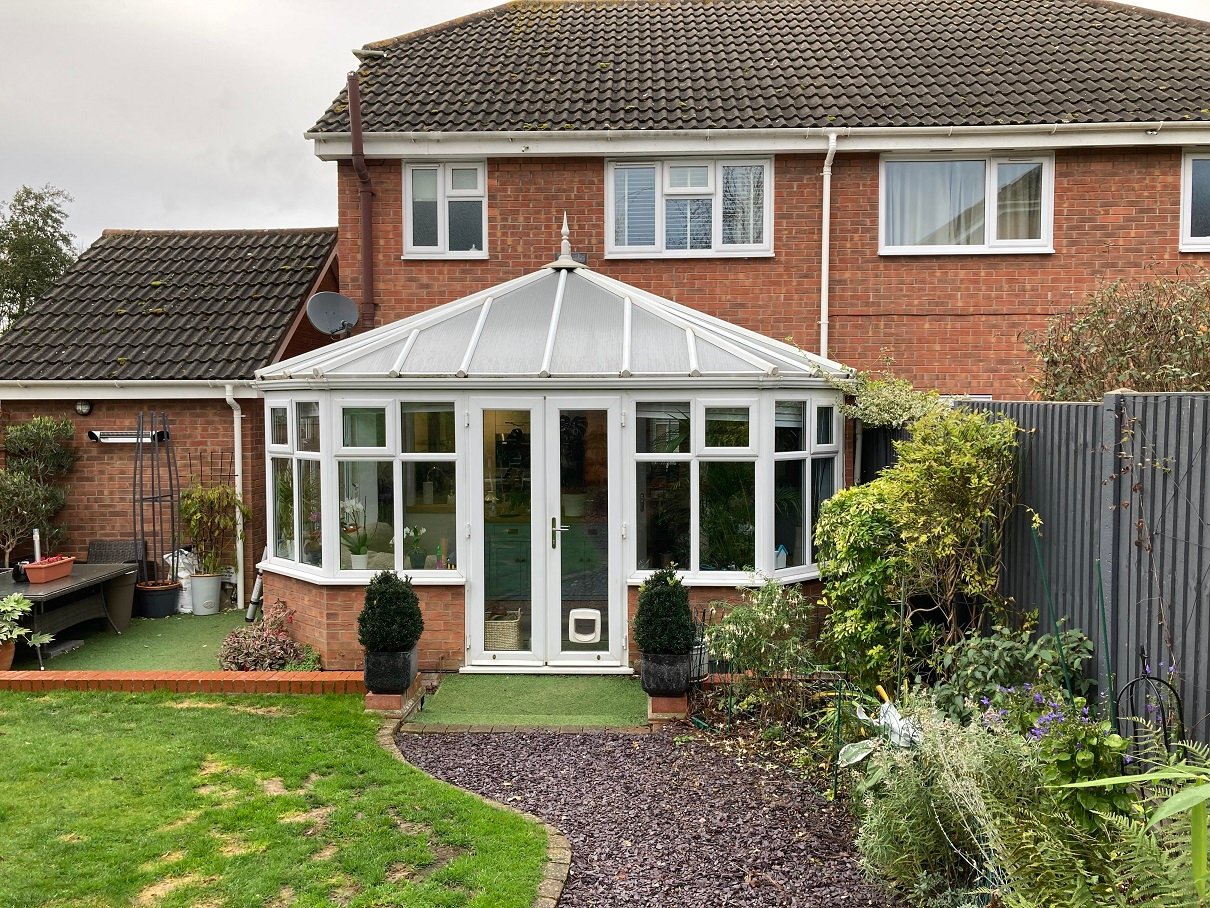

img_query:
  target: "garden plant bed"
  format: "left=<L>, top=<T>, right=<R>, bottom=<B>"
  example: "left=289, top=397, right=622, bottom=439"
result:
left=397, top=723, right=905, bottom=908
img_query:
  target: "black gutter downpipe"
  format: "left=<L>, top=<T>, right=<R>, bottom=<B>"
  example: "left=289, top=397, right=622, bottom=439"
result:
left=347, top=71, right=376, bottom=326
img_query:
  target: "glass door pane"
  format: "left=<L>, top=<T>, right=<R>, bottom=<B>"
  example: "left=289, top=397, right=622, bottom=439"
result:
left=482, top=409, right=533, bottom=652
left=557, top=409, right=610, bottom=654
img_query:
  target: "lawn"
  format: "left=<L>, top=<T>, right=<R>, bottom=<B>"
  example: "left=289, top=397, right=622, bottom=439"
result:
left=13, top=610, right=245, bottom=671
left=413, top=674, right=648, bottom=726
left=0, top=691, right=547, bottom=908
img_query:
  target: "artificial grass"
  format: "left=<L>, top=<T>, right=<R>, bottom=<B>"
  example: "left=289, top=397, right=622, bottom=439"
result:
left=413, top=674, right=648, bottom=726
left=0, top=691, right=546, bottom=908
left=12, top=609, right=245, bottom=671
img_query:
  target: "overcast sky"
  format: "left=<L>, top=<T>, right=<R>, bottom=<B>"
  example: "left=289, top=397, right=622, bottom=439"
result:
left=2, top=0, right=1208, bottom=249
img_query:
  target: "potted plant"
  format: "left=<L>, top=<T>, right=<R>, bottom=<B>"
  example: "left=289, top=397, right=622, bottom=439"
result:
left=633, top=565, right=695, bottom=696
left=180, top=482, right=251, bottom=616
left=404, top=525, right=427, bottom=570
left=0, top=592, right=52, bottom=671
left=358, top=570, right=424, bottom=693
left=340, top=498, right=370, bottom=569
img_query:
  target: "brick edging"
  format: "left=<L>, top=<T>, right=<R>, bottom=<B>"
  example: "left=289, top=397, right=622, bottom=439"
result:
left=375, top=719, right=572, bottom=907
left=0, top=670, right=366, bottom=694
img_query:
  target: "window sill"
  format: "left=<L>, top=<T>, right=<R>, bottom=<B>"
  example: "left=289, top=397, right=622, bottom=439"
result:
left=402, top=252, right=490, bottom=261
left=259, top=559, right=466, bottom=586
left=1179, top=242, right=1210, bottom=253
left=604, top=249, right=774, bottom=261
left=879, top=245, right=1054, bottom=257
left=627, top=569, right=816, bottom=587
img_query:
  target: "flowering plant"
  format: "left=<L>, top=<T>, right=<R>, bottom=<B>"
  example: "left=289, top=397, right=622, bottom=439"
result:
left=403, top=524, right=427, bottom=558
left=339, top=498, right=369, bottom=555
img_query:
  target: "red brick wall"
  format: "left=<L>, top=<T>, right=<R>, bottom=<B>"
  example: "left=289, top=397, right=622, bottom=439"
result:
left=337, top=147, right=1208, bottom=399
left=0, top=399, right=263, bottom=592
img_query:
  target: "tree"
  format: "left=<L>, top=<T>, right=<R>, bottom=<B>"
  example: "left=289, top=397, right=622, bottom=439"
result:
left=0, top=184, right=76, bottom=329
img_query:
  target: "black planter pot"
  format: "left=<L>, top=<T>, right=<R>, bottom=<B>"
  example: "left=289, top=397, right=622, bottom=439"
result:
left=363, top=644, right=419, bottom=694
left=639, top=652, right=692, bottom=696
left=135, top=582, right=181, bottom=619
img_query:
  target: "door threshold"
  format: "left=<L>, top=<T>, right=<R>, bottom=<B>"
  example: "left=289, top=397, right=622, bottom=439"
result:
left=460, top=665, right=634, bottom=675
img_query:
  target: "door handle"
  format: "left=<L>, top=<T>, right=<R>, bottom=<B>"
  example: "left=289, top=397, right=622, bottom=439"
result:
left=551, top=517, right=570, bottom=548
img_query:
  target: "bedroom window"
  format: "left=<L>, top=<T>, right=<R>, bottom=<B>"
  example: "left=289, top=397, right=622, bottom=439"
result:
left=404, top=162, right=488, bottom=258
left=1181, top=153, right=1210, bottom=252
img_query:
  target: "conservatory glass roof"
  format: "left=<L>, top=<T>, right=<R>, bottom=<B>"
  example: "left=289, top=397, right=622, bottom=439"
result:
left=256, top=260, right=848, bottom=386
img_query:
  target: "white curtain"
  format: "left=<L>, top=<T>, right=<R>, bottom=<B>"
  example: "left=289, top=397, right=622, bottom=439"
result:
left=886, top=160, right=984, bottom=246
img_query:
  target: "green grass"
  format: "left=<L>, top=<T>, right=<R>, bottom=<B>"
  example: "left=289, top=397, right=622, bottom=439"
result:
left=413, top=674, right=648, bottom=726
left=0, top=691, right=546, bottom=908
left=13, top=610, right=245, bottom=671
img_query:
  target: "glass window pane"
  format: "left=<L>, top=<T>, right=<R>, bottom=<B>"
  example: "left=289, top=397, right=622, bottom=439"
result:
left=774, top=459, right=806, bottom=570
left=298, top=459, right=322, bottom=566
left=996, top=162, right=1042, bottom=241
left=669, top=164, right=710, bottom=189
left=296, top=402, right=319, bottom=453
left=411, top=168, right=439, bottom=247
left=614, top=165, right=656, bottom=246
left=270, top=407, right=288, bottom=447
left=483, top=409, right=532, bottom=649
left=337, top=460, right=395, bottom=570
left=559, top=409, right=610, bottom=653
left=700, top=461, right=755, bottom=571
left=810, top=457, right=836, bottom=563
left=450, top=166, right=480, bottom=191
left=637, top=461, right=690, bottom=570
left=665, top=198, right=712, bottom=250
left=401, top=461, right=457, bottom=571
left=816, top=405, right=835, bottom=446
left=342, top=407, right=386, bottom=447
left=885, top=160, right=985, bottom=246
left=775, top=401, right=806, bottom=452
left=705, top=406, right=750, bottom=447
left=402, top=403, right=455, bottom=453
left=448, top=199, right=483, bottom=252
left=722, top=164, right=765, bottom=245
left=271, top=458, right=295, bottom=560
left=1192, top=159, right=1210, bottom=238
left=637, top=402, right=690, bottom=454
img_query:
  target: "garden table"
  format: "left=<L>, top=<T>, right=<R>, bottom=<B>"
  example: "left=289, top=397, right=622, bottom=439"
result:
left=0, top=563, right=138, bottom=669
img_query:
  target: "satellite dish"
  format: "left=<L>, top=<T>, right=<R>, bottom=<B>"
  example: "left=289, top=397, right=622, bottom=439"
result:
left=306, top=291, right=360, bottom=337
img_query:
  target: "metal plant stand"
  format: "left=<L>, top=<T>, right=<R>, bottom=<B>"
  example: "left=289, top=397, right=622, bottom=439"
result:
left=132, top=413, right=181, bottom=599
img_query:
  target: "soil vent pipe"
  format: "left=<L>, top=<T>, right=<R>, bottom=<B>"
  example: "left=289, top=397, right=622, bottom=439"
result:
left=347, top=71, right=376, bottom=326
left=820, top=130, right=839, bottom=359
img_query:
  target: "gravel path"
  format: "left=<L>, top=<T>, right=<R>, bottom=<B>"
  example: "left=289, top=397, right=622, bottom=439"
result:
left=396, top=726, right=904, bottom=908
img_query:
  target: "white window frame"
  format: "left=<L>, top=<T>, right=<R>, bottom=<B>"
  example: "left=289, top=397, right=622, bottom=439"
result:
left=605, top=158, right=774, bottom=259
left=404, top=161, right=489, bottom=260
left=879, top=153, right=1055, bottom=255
left=1181, top=151, right=1210, bottom=252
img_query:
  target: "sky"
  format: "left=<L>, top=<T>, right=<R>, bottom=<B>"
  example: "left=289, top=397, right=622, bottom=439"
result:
left=2, top=0, right=1209, bottom=249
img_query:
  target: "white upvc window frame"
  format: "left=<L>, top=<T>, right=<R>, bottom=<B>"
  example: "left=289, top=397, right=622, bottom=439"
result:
left=605, top=158, right=774, bottom=259
left=404, top=161, right=489, bottom=260
left=879, top=153, right=1055, bottom=256
left=1181, top=151, right=1210, bottom=252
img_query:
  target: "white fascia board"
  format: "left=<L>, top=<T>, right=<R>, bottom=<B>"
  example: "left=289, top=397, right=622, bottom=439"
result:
left=0, top=380, right=259, bottom=401
left=308, top=122, right=1210, bottom=160
left=255, top=375, right=835, bottom=393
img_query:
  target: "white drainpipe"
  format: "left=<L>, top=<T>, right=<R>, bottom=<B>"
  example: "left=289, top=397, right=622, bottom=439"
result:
left=820, top=130, right=839, bottom=359
left=224, top=384, right=245, bottom=612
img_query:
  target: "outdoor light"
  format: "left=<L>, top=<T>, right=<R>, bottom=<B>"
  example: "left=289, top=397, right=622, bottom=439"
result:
left=74, top=400, right=93, bottom=416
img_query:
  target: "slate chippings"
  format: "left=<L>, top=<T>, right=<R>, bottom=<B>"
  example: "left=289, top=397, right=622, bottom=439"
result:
left=396, top=725, right=905, bottom=908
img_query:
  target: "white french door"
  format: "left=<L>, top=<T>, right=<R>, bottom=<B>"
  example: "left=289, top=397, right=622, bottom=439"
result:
left=467, top=396, right=624, bottom=670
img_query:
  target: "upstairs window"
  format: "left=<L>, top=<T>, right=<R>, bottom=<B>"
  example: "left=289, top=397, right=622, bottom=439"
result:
left=1182, top=153, right=1210, bottom=252
left=405, top=162, right=487, bottom=258
left=606, top=159, right=772, bottom=257
left=880, top=155, right=1053, bottom=254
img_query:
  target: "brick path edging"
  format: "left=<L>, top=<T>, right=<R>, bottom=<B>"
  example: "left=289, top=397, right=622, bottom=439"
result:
left=0, top=670, right=366, bottom=694
left=376, top=719, right=572, bottom=908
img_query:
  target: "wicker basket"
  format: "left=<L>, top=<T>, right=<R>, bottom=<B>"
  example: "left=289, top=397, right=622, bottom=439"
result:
left=484, top=610, right=522, bottom=651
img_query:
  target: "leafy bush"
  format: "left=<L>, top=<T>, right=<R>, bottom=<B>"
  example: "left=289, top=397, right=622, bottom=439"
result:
left=5, top=416, right=76, bottom=481
left=179, top=482, right=251, bottom=574
left=357, top=570, right=423, bottom=653
left=219, top=600, right=317, bottom=671
left=633, top=566, right=694, bottom=655
left=0, top=472, right=62, bottom=567
left=0, top=415, right=75, bottom=560
left=830, top=370, right=944, bottom=428
left=1023, top=270, right=1210, bottom=400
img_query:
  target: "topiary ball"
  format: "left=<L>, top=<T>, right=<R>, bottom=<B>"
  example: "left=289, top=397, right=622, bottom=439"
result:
left=357, top=571, right=424, bottom=653
left=633, top=566, right=694, bottom=655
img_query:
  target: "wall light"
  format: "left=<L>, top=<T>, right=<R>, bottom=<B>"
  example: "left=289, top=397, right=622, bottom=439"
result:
left=74, top=400, right=93, bottom=416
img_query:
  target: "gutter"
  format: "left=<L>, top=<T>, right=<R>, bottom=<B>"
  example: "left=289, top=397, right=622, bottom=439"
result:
left=820, top=130, right=838, bottom=360
left=0, top=380, right=258, bottom=401
left=224, top=384, right=246, bottom=613
left=347, top=72, right=377, bottom=326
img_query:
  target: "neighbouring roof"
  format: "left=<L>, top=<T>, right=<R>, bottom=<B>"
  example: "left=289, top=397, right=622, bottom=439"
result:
left=258, top=259, right=847, bottom=385
left=311, top=0, right=1210, bottom=135
left=0, top=228, right=337, bottom=382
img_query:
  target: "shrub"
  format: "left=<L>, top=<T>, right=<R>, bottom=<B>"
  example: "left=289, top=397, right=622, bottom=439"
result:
left=633, top=566, right=694, bottom=655
left=219, top=600, right=315, bottom=671
left=832, top=370, right=944, bottom=428
left=357, top=571, right=423, bottom=653
left=0, top=415, right=74, bottom=557
left=1022, top=270, right=1210, bottom=400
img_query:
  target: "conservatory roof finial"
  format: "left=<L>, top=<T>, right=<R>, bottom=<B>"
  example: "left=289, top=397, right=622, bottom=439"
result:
left=548, top=212, right=585, bottom=269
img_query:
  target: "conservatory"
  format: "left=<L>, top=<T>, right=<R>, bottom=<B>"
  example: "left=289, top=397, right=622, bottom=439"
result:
left=255, top=247, right=848, bottom=671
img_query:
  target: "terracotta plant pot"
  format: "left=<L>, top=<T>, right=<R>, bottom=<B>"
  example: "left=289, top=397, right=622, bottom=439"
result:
left=0, top=640, right=15, bottom=671
left=25, top=556, right=75, bottom=584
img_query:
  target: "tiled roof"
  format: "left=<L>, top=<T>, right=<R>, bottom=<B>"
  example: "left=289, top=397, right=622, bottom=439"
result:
left=311, top=0, right=1210, bottom=134
left=0, top=228, right=336, bottom=382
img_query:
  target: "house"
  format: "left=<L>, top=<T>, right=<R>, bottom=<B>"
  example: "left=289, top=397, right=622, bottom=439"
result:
left=0, top=227, right=338, bottom=607
left=258, top=0, right=1210, bottom=672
